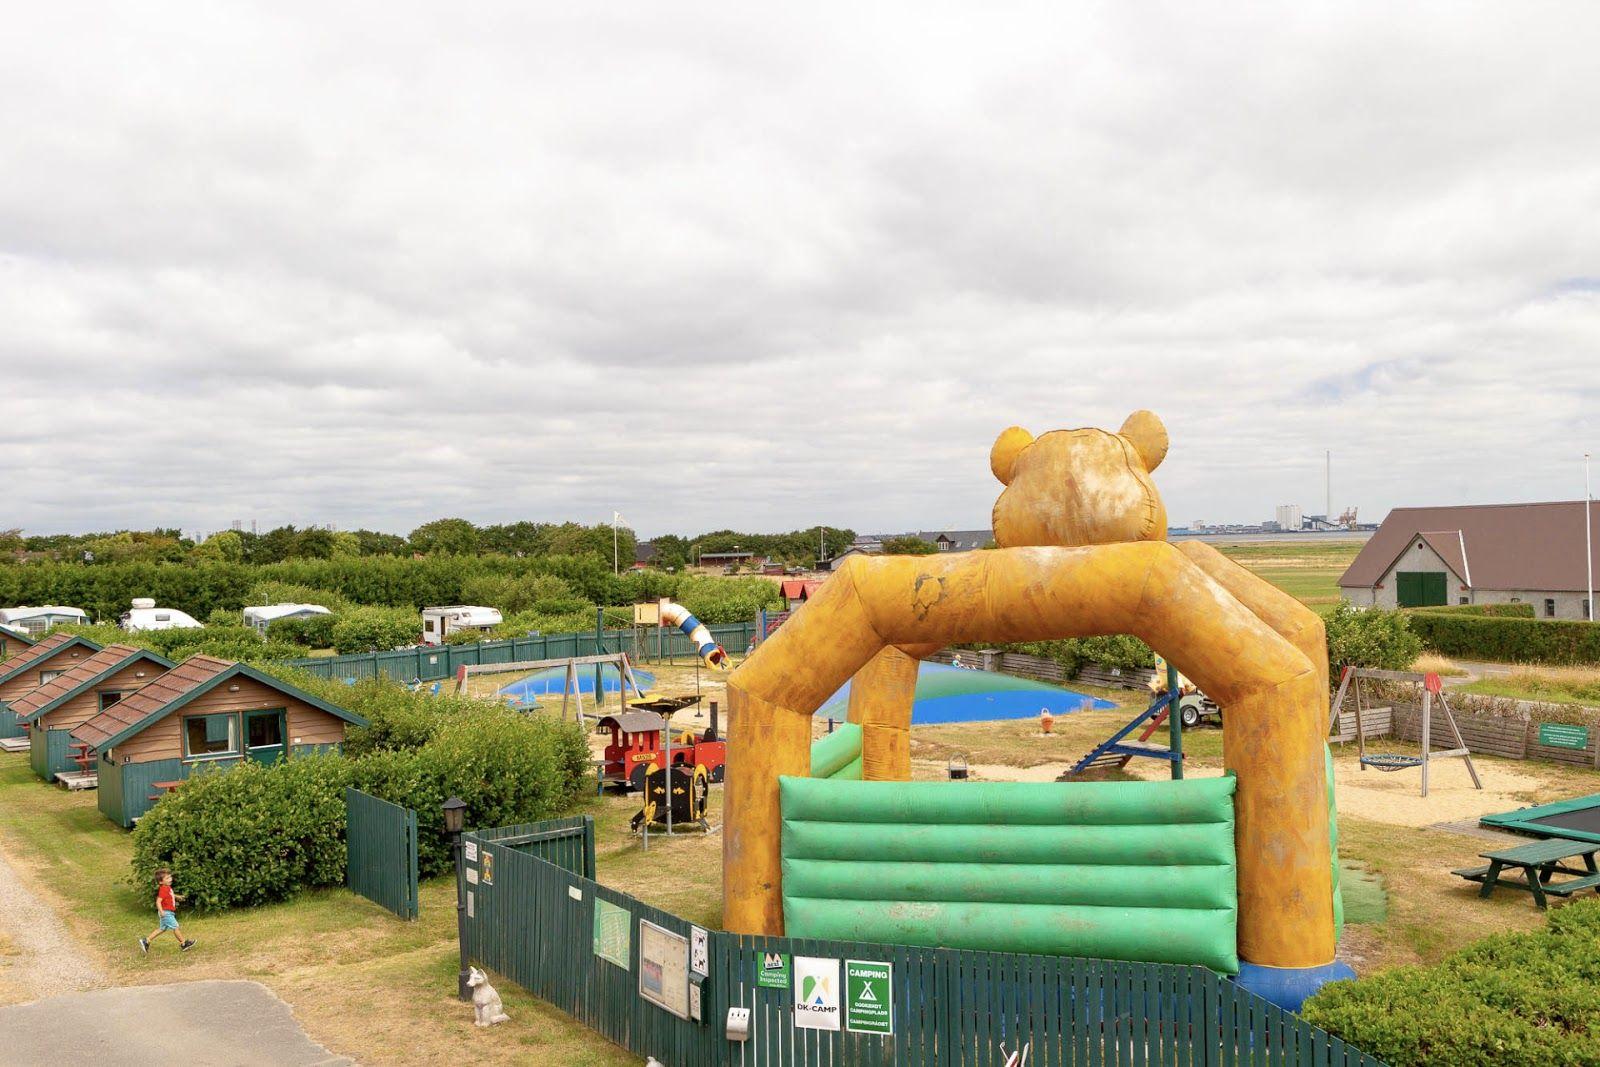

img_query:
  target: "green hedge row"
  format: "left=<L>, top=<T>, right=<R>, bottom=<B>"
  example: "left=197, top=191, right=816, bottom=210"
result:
left=1304, top=899, right=1600, bottom=1066
left=129, top=707, right=590, bottom=909
left=1411, top=602, right=1537, bottom=618
left=1407, top=611, right=1600, bottom=665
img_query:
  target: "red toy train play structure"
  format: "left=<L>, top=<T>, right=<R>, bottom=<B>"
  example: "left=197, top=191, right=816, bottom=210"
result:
left=596, top=697, right=725, bottom=792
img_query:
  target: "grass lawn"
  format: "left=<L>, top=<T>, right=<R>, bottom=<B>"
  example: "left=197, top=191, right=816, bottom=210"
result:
left=1215, top=539, right=1365, bottom=610
left=1457, top=664, right=1600, bottom=707
left=0, top=757, right=634, bottom=1065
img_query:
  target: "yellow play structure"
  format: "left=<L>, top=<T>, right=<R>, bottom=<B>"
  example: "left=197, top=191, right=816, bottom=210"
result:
left=723, top=411, right=1349, bottom=1008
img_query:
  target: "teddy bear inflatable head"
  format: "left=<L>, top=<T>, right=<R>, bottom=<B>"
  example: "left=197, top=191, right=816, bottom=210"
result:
left=989, top=411, right=1169, bottom=548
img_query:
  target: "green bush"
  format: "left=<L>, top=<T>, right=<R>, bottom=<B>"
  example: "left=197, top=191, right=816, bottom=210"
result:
left=269, top=612, right=337, bottom=648
left=131, top=754, right=352, bottom=909
left=1407, top=611, right=1600, bottom=666
left=459, top=573, right=591, bottom=617
left=1304, top=899, right=1600, bottom=1065
left=331, top=606, right=421, bottom=653
left=130, top=705, right=590, bottom=907
left=1412, top=602, right=1536, bottom=618
left=57, top=621, right=302, bottom=664
left=1324, top=603, right=1423, bottom=672
left=989, top=635, right=1156, bottom=676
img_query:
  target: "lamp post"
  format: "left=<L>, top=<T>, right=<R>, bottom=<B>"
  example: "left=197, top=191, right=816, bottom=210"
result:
left=442, top=796, right=470, bottom=1001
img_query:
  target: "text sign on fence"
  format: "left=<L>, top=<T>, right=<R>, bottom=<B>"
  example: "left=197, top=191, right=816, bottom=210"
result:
left=845, top=959, right=893, bottom=1035
left=1539, top=722, right=1591, bottom=750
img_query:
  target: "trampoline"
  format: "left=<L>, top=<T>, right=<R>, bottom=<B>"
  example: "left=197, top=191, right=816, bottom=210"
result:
left=497, top=664, right=656, bottom=704
left=817, top=661, right=1115, bottom=725
left=1481, top=793, right=1600, bottom=844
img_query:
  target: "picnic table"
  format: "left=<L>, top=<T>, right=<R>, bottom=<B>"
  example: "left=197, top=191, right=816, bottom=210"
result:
left=1453, top=837, right=1600, bottom=908
left=147, top=779, right=185, bottom=802
left=68, top=742, right=93, bottom=771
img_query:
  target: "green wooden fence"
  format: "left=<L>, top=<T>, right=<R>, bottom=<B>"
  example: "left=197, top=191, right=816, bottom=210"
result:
left=478, top=816, right=595, bottom=878
left=283, top=623, right=759, bottom=684
left=461, top=820, right=1387, bottom=1066
left=346, top=787, right=418, bottom=920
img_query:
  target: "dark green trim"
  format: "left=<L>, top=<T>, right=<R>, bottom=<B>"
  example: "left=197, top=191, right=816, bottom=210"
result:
left=88, top=660, right=367, bottom=752
left=17, top=649, right=176, bottom=725
left=1482, top=794, right=1600, bottom=844
left=0, top=636, right=104, bottom=686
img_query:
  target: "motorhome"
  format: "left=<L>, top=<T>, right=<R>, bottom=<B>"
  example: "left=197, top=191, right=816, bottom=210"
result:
left=420, top=605, right=502, bottom=646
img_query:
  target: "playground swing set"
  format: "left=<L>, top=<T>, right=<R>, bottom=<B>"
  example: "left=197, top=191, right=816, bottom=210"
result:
left=1328, top=665, right=1482, bottom=797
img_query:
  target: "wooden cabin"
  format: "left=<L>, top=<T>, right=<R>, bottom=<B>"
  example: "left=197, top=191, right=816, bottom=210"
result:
left=72, top=655, right=367, bottom=827
left=0, top=624, right=35, bottom=662
left=9, top=644, right=176, bottom=784
left=0, top=633, right=104, bottom=741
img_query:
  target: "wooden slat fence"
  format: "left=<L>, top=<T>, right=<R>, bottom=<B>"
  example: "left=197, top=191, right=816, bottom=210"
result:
left=345, top=788, right=418, bottom=920
left=460, top=819, right=1388, bottom=1067
left=1329, top=706, right=1394, bottom=744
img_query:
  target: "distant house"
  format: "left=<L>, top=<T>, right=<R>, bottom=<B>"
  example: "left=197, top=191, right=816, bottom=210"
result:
left=0, top=624, right=34, bottom=662
left=9, top=644, right=175, bottom=782
left=0, top=633, right=105, bottom=739
left=760, top=560, right=785, bottom=576
left=0, top=606, right=90, bottom=635
left=631, top=541, right=658, bottom=571
left=1340, top=501, right=1600, bottom=618
left=871, top=530, right=995, bottom=553
left=242, top=603, right=332, bottom=634
left=826, top=546, right=876, bottom=572
left=72, top=655, right=367, bottom=827
left=780, top=579, right=826, bottom=609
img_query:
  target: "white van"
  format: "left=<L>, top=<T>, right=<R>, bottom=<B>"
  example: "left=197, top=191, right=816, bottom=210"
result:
left=420, top=606, right=503, bottom=646
left=120, top=598, right=203, bottom=632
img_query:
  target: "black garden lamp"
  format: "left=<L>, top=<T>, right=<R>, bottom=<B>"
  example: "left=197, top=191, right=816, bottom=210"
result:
left=442, top=796, right=467, bottom=835
left=443, top=796, right=470, bottom=1001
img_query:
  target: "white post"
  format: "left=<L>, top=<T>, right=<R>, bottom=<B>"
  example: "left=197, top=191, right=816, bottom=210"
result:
left=1587, top=453, right=1594, bottom=622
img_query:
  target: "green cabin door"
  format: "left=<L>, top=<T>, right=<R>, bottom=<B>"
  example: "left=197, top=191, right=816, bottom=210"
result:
left=1396, top=571, right=1448, bottom=607
left=244, top=709, right=287, bottom=765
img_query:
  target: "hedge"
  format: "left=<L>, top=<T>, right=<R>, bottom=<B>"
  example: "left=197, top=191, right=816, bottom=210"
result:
left=1324, top=603, right=1422, bottom=672
left=1412, top=603, right=1537, bottom=619
left=130, top=707, right=590, bottom=909
left=1304, top=899, right=1600, bottom=1066
left=1407, top=612, right=1600, bottom=666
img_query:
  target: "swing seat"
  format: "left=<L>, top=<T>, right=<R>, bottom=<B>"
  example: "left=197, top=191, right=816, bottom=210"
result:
left=1361, top=753, right=1423, bottom=772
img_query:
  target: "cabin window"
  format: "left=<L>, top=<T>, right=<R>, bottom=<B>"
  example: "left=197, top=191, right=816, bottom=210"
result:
left=155, top=612, right=171, bottom=622
left=183, top=713, right=238, bottom=759
left=1459, top=597, right=1469, bottom=605
left=98, top=691, right=126, bottom=711
left=426, top=617, right=438, bottom=633
left=39, top=670, right=63, bottom=685
left=1546, top=599, right=1557, bottom=618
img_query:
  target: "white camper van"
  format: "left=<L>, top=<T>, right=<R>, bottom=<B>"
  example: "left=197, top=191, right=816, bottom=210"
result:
left=242, top=603, right=332, bottom=634
left=120, top=598, right=203, bottom=632
left=420, top=605, right=503, bottom=646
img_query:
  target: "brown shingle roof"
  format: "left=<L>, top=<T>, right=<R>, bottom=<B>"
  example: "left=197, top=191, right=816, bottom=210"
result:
left=71, top=655, right=365, bottom=751
left=71, top=655, right=233, bottom=750
left=10, top=645, right=175, bottom=724
left=1341, top=502, right=1600, bottom=593
left=0, top=632, right=103, bottom=686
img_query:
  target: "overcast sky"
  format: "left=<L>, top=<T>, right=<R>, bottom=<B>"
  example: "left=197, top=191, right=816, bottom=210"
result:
left=4, top=3, right=1598, bottom=539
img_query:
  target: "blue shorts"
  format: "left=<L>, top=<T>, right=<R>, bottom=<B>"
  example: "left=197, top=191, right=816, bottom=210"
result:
left=158, top=910, right=179, bottom=931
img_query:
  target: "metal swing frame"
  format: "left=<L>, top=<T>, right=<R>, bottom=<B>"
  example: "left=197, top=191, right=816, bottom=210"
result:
left=1328, top=666, right=1482, bottom=798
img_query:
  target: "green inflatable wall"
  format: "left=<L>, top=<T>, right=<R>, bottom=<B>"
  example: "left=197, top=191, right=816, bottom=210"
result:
left=809, top=722, right=862, bottom=780
left=779, top=774, right=1239, bottom=973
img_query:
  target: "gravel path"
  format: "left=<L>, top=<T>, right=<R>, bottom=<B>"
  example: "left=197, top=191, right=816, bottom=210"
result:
left=0, top=843, right=106, bottom=1003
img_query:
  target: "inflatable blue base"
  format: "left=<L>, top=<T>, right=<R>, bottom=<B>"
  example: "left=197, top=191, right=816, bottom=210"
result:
left=1233, top=960, right=1357, bottom=1012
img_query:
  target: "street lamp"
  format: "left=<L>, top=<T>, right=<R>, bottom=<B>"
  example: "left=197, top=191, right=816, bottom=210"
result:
left=442, top=796, right=470, bottom=1001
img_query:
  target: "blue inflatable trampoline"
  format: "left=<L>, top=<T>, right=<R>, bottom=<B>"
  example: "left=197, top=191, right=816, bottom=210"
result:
left=497, top=664, right=656, bottom=704
left=818, top=661, right=1114, bottom=724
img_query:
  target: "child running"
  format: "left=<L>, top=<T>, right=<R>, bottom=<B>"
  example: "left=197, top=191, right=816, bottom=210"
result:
left=139, top=868, right=195, bottom=954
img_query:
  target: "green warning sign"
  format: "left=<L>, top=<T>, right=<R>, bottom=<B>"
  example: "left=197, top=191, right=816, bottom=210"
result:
left=756, top=952, right=790, bottom=989
left=845, top=959, right=893, bottom=1035
left=1539, top=722, right=1591, bottom=750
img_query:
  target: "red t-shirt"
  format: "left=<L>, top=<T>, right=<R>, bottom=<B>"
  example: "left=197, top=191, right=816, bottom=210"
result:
left=157, top=885, right=176, bottom=912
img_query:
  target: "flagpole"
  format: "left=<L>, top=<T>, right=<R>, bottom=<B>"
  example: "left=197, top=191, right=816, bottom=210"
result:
left=1586, top=454, right=1594, bottom=622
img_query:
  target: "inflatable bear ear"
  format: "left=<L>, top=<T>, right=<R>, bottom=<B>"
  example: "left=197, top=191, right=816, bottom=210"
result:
left=990, top=426, right=1034, bottom=484
left=1119, top=410, right=1168, bottom=472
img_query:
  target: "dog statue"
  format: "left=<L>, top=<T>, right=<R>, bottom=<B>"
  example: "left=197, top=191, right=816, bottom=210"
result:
left=467, top=966, right=510, bottom=1027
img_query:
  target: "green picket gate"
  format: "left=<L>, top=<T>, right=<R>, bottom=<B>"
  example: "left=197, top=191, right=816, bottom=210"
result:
left=461, top=819, right=1389, bottom=1066
left=346, top=787, right=419, bottom=920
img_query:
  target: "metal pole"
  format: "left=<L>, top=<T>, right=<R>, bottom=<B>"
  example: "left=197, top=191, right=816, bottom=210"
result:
left=1167, top=661, right=1183, bottom=780
left=663, top=712, right=673, bottom=838
left=594, top=607, right=604, bottom=707
left=1588, top=453, right=1594, bottom=622
left=453, top=828, right=470, bottom=1001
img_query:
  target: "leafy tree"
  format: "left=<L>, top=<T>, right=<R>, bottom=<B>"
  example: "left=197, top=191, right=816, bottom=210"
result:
left=352, top=529, right=408, bottom=556
left=882, top=536, right=938, bottom=555
left=191, top=530, right=245, bottom=563
left=408, top=518, right=480, bottom=556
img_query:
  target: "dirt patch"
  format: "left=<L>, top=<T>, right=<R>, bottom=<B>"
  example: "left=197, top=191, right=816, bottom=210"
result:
left=0, top=845, right=107, bottom=1004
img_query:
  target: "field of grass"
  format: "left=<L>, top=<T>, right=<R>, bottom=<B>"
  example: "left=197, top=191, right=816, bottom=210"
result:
left=1458, top=664, right=1600, bottom=706
left=1214, top=539, right=1365, bottom=610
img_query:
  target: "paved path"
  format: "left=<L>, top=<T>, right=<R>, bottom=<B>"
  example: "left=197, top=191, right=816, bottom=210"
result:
left=0, top=844, right=106, bottom=999
left=0, top=980, right=352, bottom=1065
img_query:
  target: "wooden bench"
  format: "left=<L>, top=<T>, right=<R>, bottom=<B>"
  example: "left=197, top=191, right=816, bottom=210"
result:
left=1542, top=873, right=1600, bottom=898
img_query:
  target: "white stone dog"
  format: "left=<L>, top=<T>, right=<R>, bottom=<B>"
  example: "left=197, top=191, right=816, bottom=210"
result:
left=467, top=966, right=510, bottom=1027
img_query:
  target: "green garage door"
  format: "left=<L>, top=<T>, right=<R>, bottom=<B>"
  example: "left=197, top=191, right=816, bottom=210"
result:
left=1396, top=571, right=1448, bottom=607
